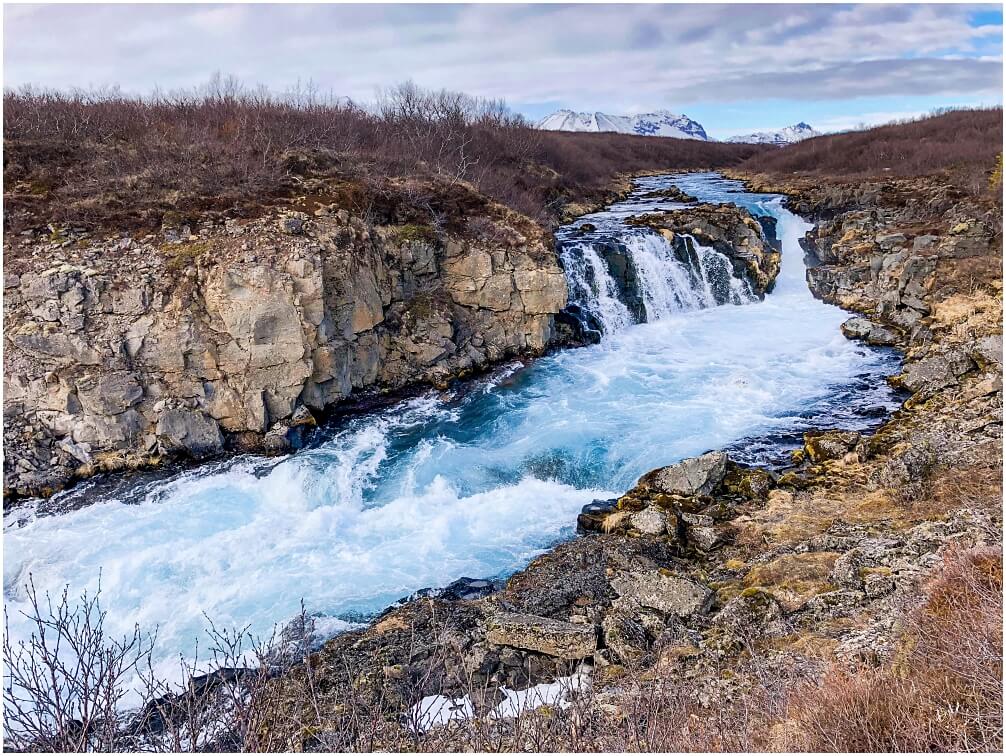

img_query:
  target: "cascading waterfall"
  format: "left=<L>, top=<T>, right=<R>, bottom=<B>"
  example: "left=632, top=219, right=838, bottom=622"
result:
left=627, top=232, right=753, bottom=319
left=559, top=239, right=635, bottom=333
left=558, top=227, right=755, bottom=336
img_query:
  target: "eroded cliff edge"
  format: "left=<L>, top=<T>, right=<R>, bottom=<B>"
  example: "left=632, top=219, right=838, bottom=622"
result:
left=3, top=186, right=567, bottom=498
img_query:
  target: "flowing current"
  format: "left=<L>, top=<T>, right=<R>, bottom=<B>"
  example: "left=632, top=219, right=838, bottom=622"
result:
left=4, top=174, right=901, bottom=684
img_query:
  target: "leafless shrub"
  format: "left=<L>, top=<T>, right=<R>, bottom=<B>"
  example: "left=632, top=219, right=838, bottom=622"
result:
left=743, top=107, right=1003, bottom=199
left=3, top=576, right=155, bottom=752
left=6, top=543, right=1000, bottom=752
left=781, top=546, right=1003, bottom=752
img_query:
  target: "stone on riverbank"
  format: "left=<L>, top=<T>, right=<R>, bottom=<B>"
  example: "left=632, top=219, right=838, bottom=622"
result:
left=486, top=612, right=597, bottom=659
left=640, top=451, right=728, bottom=497
left=840, top=316, right=898, bottom=346
left=610, top=571, right=712, bottom=618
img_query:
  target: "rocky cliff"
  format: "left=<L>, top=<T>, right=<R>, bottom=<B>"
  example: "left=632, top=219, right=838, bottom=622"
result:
left=3, top=197, right=567, bottom=498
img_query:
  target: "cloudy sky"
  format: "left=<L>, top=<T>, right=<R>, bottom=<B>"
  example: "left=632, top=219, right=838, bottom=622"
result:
left=4, top=3, right=1003, bottom=138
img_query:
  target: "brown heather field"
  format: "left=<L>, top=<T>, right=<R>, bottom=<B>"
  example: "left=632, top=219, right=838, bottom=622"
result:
left=3, top=79, right=764, bottom=234
left=742, top=106, right=1003, bottom=196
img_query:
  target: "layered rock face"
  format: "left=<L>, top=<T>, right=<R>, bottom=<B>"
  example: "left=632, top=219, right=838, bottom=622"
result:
left=754, top=175, right=1002, bottom=475
left=3, top=205, right=566, bottom=497
left=784, top=179, right=1000, bottom=343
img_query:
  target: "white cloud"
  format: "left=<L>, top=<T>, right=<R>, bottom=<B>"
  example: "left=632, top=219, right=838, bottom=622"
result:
left=3, top=3, right=1001, bottom=118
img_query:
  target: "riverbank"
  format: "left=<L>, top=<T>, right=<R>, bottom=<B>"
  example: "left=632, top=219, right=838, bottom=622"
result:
left=3, top=173, right=789, bottom=502
left=2, top=182, right=570, bottom=499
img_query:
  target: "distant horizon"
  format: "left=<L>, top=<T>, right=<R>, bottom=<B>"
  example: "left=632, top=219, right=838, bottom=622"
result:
left=4, top=3, right=1002, bottom=139
left=527, top=104, right=1004, bottom=139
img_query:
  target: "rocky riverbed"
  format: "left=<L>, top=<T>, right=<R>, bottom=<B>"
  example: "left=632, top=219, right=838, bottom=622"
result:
left=3, top=182, right=786, bottom=500
left=4, top=170, right=1000, bottom=751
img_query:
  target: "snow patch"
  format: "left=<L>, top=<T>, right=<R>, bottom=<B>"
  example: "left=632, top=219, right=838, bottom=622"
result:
left=410, top=694, right=475, bottom=731
left=409, top=671, right=589, bottom=732
left=491, top=671, right=589, bottom=719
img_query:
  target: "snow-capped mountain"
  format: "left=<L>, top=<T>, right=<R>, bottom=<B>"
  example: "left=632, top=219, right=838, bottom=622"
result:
left=726, top=122, right=820, bottom=146
left=537, top=109, right=709, bottom=140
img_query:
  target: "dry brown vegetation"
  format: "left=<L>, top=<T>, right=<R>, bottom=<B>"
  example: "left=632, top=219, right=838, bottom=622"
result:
left=3, top=78, right=764, bottom=234
left=781, top=546, right=1003, bottom=752
left=6, top=543, right=1000, bottom=752
left=742, top=107, right=1003, bottom=197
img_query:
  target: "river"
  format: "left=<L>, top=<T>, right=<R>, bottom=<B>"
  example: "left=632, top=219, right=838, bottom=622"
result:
left=3, top=173, right=901, bottom=684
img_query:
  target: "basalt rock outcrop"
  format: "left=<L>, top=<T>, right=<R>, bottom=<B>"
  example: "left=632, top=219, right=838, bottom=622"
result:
left=3, top=200, right=567, bottom=498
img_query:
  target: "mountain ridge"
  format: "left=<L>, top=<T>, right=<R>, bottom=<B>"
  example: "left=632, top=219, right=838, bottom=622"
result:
left=537, top=108, right=709, bottom=140
left=537, top=109, right=819, bottom=145
left=726, top=122, right=821, bottom=145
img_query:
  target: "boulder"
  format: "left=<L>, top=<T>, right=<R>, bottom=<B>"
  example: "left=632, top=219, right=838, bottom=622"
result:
left=803, top=430, right=861, bottom=464
left=642, top=451, right=728, bottom=496
left=629, top=506, right=667, bottom=535
left=262, top=424, right=293, bottom=455
left=610, top=571, right=712, bottom=619
left=601, top=612, right=650, bottom=663
left=971, top=335, right=1003, bottom=369
left=406, top=576, right=502, bottom=603
left=840, top=316, right=898, bottom=346
left=57, top=437, right=92, bottom=465
left=688, top=525, right=723, bottom=551
left=896, top=353, right=971, bottom=395
left=576, top=498, right=618, bottom=533
left=713, top=589, right=787, bottom=638
left=486, top=612, right=597, bottom=660
left=156, top=409, right=225, bottom=458
left=719, top=463, right=774, bottom=500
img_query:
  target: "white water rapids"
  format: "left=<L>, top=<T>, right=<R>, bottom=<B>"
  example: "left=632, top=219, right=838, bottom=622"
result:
left=3, top=173, right=901, bottom=686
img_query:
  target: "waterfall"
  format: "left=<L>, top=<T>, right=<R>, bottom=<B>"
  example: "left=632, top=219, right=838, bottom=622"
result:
left=559, top=239, right=635, bottom=335
left=558, top=229, right=755, bottom=337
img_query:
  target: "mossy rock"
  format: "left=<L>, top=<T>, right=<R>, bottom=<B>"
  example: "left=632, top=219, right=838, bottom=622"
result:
left=165, top=240, right=212, bottom=271
left=803, top=430, right=861, bottom=464
left=615, top=493, right=648, bottom=512
left=392, top=223, right=437, bottom=244
left=739, top=586, right=776, bottom=602
left=720, top=463, right=774, bottom=499
left=776, top=471, right=812, bottom=489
